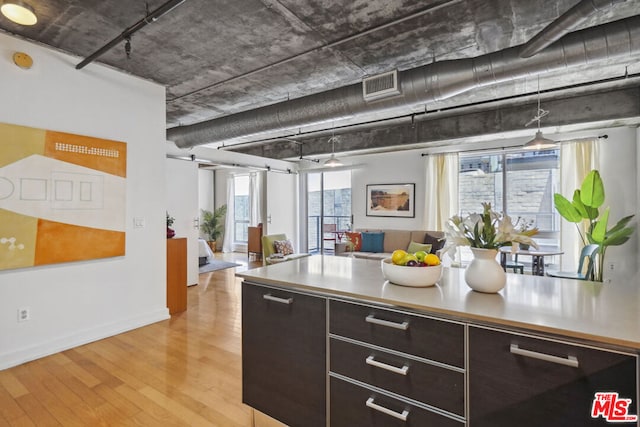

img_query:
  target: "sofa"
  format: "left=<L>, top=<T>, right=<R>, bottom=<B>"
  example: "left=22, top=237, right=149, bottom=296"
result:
left=335, top=229, right=445, bottom=261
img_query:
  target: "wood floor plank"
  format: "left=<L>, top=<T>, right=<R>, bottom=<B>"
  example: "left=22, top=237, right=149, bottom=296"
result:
left=0, top=371, right=28, bottom=399
left=0, top=253, right=284, bottom=426
left=0, top=384, right=26, bottom=423
left=15, top=393, right=61, bottom=427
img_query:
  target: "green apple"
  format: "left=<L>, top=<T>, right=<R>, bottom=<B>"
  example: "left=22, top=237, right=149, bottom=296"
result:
left=414, top=250, right=428, bottom=263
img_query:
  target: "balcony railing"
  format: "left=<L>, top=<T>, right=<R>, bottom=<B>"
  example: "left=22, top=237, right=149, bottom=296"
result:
left=307, top=215, right=351, bottom=254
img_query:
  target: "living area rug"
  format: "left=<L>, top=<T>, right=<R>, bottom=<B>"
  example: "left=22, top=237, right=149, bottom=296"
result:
left=199, top=260, right=242, bottom=274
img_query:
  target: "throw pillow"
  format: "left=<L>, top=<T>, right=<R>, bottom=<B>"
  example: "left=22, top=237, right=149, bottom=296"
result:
left=424, top=233, right=445, bottom=254
left=345, top=232, right=362, bottom=251
left=361, top=232, right=384, bottom=253
left=273, top=239, right=294, bottom=256
left=407, top=241, right=432, bottom=254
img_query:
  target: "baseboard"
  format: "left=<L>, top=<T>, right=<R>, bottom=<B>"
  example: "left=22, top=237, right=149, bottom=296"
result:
left=0, top=308, right=170, bottom=371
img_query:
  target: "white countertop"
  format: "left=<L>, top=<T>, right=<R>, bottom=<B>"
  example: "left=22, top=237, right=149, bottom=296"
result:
left=237, top=255, right=640, bottom=349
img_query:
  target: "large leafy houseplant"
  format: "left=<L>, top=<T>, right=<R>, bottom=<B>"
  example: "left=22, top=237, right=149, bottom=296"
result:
left=201, top=205, right=227, bottom=251
left=554, top=169, right=635, bottom=282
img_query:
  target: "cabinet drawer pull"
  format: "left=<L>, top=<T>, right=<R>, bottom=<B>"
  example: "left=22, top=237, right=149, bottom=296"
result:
left=263, top=294, right=293, bottom=304
left=365, top=397, right=409, bottom=421
left=365, top=314, right=409, bottom=330
left=510, top=344, right=579, bottom=368
left=366, top=355, right=409, bottom=375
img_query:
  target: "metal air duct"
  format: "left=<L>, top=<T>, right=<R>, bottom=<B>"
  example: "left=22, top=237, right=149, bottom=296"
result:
left=519, top=0, right=628, bottom=58
left=167, top=15, right=640, bottom=149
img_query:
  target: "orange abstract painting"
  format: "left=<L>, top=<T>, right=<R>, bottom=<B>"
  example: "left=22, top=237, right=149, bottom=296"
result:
left=0, top=122, right=126, bottom=271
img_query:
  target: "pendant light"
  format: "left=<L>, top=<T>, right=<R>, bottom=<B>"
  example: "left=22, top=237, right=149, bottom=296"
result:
left=324, top=130, right=343, bottom=167
left=523, top=76, right=556, bottom=149
left=1, top=1, right=37, bottom=26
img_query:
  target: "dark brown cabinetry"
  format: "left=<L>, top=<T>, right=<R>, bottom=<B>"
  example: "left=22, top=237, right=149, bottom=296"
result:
left=242, top=282, right=326, bottom=427
left=469, top=325, right=638, bottom=426
left=241, top=282, right=638, bottom=427
left=329, top=300, right=465, bottom=425
left=330, top=376, right=463, bottom=427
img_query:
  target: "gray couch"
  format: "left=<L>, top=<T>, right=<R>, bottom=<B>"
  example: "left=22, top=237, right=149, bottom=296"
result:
left=336, top=229, right=445, bottom=261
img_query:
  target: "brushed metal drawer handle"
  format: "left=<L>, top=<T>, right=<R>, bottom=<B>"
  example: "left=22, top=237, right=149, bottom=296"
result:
left=366, top=397, right=409, bottom=421
left=365, top=314, right=409, bottom=330
left=510, top=344, right=579, bottom=368
left=366, top=356, right=409, bottom=375
left=262, top=294, right=293, bottom=304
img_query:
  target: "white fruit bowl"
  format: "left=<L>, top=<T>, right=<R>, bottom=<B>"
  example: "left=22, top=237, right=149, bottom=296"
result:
left=381, top=258, right=442, bottom=287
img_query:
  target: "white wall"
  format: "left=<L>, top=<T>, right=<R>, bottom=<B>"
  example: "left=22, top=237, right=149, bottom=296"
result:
left=166, top=158, right=199, bottom=285
left=348, top=151, right=427, bottom=230
left=198, top=169, right=215, bottom=222
left=0, top=34, right=168, bottom=369
left=595, top=126, right=639, bottom=285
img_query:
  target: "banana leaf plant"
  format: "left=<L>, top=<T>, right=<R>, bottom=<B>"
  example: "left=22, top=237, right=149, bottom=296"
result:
left=554, top=170, right=635, bottom=282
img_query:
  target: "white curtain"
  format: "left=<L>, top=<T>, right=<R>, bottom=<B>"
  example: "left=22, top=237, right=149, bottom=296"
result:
left=560, top=138, right=599, bottom=270
left=249, top=171, right=265, bottom=226
left=222, top=175, right=235, bottom=253
left=424, top=152, right=459, bottom=231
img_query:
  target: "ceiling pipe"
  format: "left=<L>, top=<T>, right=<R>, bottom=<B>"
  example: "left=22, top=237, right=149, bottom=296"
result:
left=167, top=15, right=640, bottom=150
left=519, top=0, right=627, bottom=58
left=76, top=0, right=186, bottom=70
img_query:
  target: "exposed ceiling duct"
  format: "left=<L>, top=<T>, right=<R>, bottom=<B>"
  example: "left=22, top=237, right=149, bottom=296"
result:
left=167, top=15, right=640, bottom=150
left=519, top=0, right=628, bottom=58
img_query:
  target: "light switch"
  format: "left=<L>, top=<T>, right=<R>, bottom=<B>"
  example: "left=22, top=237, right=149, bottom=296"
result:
left=133, top=217, right=145, bottom=228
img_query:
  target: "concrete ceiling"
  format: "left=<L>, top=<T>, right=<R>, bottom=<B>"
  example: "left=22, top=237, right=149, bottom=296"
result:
left=2, top=0, right=640, bottom=162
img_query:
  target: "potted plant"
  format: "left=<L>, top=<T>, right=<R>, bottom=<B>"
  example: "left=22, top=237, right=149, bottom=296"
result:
left=554, top=169, right=635, bottom=282
left=166, top=212, right=175, bottom=238
left=443, top=203, right=539, bottom=292
left=201, top=205, right=227, bottom=252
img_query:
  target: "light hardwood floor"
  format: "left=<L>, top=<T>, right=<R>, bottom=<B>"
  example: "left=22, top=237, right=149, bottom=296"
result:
left=0, top=253, right=285, bottom=427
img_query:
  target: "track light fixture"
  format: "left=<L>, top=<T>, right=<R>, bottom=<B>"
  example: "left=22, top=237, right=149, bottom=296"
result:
left=124, top=35, right=132, bottom=59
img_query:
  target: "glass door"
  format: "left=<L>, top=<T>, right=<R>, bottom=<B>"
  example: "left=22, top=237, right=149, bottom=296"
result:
left=306, top=170, right=351, bottom=254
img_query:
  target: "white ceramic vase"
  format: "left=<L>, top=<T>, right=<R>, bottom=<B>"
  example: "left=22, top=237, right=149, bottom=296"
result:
left=464, top=247, right=506, bottom=293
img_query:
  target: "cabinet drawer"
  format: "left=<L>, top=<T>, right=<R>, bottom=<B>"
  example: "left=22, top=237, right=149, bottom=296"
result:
left=469, top=326, right=638, bottom=427
left=330, top=376, right=463, bottom=427
left=330, top=338, right=464, bottom=416
left=242, top=283, right=326, bottom=427
left=330, top=300, right=464, bottom=368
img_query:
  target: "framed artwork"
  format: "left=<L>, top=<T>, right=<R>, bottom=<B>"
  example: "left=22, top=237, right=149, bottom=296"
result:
left=366, top=183, right=415, bottom=217
left=0, top=122, right=127, bottom=271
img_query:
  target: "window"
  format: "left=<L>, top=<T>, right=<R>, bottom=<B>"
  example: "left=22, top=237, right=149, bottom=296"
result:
left=458, top=148, right=560, bottom=261
left=307, top=170, right=351, bottom=254
left=234, top=175, right=249, bottom=243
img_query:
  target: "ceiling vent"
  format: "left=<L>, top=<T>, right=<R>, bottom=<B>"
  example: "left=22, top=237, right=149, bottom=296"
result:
left=362, top=70, right=400, bottom=101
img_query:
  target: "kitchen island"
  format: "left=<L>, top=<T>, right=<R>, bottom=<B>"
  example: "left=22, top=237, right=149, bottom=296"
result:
left=237, top=255, right=639, bottom=427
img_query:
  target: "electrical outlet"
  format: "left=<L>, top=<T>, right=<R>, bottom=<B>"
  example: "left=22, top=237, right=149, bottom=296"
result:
left=18, top=307, right=30, bottom=322
left=608, top=261, right=616, bottom=271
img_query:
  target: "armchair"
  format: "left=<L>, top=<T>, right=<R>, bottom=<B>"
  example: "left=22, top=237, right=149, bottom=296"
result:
left=261, top=233, right=310, bottom=265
